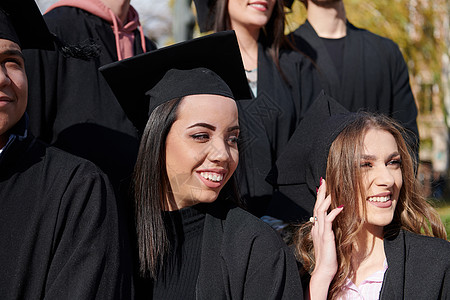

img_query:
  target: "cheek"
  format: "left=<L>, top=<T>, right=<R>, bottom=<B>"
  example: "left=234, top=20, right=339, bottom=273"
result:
left=230, top=148, right=239, bottom=172
left=12, top=70, right=28, bottom=100
left=395, top=170, right=403, bottom=191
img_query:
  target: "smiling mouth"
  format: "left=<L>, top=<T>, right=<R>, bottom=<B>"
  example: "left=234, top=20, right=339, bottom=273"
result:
left=367, top=196, right=391, bottom=203
left=249, top=2, right=268, bottom=9
left=200, top=172, right=224, bottom=182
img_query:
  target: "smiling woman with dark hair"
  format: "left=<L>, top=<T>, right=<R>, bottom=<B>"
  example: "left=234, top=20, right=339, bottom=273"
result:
left=100, top=31, right=304, bottom=299
left=193, top=0, right=322, bottom=221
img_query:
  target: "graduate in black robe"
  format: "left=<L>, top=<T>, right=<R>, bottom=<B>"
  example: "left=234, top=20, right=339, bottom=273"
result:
left=289, top=0, right=419, bottom=155
left=236, top=44, right=321, bottom=218
left=271, top=93, right=449, bottom=298
left=193, top=0, right=322, bottom=218
left=0, top=1, right=132, bottom=298
left=381, top=229, right=450, bottom=299
left=23, top=0, right=157, bottom=189
left=100, top=31, right=304, bottom=299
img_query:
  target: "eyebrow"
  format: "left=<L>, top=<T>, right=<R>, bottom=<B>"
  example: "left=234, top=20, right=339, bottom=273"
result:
left=361, top=152, right=400, bottom=161
left=187, top=123, right=240, bottom=132
left=188, top=123, right=216, bottom=131
left=1, top=49, right=24, bottom=60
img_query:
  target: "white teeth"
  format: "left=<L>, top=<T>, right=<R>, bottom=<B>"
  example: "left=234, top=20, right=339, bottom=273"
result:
left=367, top=196, right=390, bottom=202
left=200, top=172, right=223, bottom=182
left=250, top=3, right=266, bottom=8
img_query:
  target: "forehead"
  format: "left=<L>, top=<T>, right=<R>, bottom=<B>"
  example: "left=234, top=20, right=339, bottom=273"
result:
left=363, top=128, right=398, bottom=154
left=0, top=38, right=22, bottom=54
left=176, top=94, right=238, bottom=125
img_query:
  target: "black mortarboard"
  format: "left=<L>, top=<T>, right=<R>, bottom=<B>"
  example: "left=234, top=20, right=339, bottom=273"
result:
left=193, top=0, right=295, bottom=33
left=0, top=0, right=54, bottom=50
left=99, top=30, right=251, bottom=132
left=265, top=91, right=356, bottom=222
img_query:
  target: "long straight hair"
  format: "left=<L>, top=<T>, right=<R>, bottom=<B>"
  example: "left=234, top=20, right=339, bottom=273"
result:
left=133, top=97, right=242, bottom=278
left=295, top=113, right=447, bottom=299
left=213, top=0, right=292, bottom=78
left=133, top=98, right=181, bottom=278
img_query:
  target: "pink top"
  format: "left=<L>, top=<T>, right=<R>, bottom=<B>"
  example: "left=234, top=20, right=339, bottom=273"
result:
left=339, top=260, right=388, bottom=300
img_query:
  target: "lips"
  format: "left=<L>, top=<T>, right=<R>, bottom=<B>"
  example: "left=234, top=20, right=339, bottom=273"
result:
left=0, top=96, right=13, bottom=107
left=196, top=169, right=228, bottom=189
left=248, top=1, right=268, bottom=11
left=0, top=96, right=12, bottom=102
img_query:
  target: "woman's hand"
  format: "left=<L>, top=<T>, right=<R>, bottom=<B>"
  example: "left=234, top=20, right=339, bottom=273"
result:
left=307, top=179, right=344, bottom=300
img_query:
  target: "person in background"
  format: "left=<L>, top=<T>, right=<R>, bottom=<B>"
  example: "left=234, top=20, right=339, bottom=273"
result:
left=193, top=0, right=322, bottom=220
left=0, top=0, right=132, bottom=298
left=274, top=94, right=449, bottom=298
left=100, top=30, right=304, bottom=299
left=23, top=0, right=156, bottom=190
left=290, top=0, right=419, bottom=158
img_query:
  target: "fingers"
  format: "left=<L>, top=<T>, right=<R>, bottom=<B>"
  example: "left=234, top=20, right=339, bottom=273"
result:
left=327, top=205, right=344, bottom=223
left=313, top=179, right=330, bottom=218
left=311, top=179, right=344, bottom=230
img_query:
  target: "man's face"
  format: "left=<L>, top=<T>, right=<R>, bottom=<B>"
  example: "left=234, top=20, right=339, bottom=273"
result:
left=0, top=39, right=27, bottom=148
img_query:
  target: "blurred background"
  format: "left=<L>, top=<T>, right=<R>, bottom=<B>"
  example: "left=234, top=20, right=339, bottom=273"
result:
left=36, top=0, right=450, bottom=235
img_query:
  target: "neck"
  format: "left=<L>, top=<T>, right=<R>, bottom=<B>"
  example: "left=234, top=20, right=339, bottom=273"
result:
left=231, top=24, right=260, bottom=71
left=307, top=0, right=346, bottom=38
left=101, top=0, right=130, bottom=23
left=352, top=224, right=385, bottom=264
left=350, top=226, right=386, bottom=285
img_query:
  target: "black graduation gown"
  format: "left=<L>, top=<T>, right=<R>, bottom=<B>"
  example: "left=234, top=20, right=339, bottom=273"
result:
left=290, top=20, right=419, bottom=150
left=0, top=118, right=133, bottom=299
left=236, top=43, right=321, bottom=217
left=137, top=201, right=304, bottom=299
left=23, top=6, right=157, bottom=189
left=380, top=230, right=450, bottom=299
left=197, top=201, right=304, bottom=299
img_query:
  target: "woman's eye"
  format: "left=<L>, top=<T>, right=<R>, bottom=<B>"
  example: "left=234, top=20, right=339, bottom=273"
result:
left=388, top=159, right=402, bottom=167
left=227, top=136, right=239, bottom=145
left=360, top=162, right=372, bottom=168
left=190, top=133, right=210, bottom=142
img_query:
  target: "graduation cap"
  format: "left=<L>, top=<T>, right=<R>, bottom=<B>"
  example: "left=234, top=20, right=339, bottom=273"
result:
left=265, top=91, right=356, bottom=221
left=193, top=0, right=295, bottom=33
left=99, top=30, right=251, bottom=132
left=0, top=0, right=54, bottom=50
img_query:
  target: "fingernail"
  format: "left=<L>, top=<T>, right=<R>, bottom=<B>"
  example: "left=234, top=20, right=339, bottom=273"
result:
left=338, top=205, right=344, bottom=209
left=319, top=177, right=323, bottom=186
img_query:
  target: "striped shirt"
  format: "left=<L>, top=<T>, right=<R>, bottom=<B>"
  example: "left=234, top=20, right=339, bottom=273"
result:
left=339, top=260, right=388, bottom=300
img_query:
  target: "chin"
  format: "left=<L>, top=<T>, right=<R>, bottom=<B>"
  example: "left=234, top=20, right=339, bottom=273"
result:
left=192, top=189, right=222, bottom=204
left=368, top=217, right=395, bottom=228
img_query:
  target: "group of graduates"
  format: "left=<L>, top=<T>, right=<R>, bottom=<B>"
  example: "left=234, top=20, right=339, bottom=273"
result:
left=1, top=0, right=449, bottom=299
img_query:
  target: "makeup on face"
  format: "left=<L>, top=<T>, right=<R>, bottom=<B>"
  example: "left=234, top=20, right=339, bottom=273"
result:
left=165, top=94, right=239, bottom=210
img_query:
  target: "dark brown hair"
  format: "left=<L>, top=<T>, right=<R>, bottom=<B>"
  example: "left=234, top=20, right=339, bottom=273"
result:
left=133, top=97, right=241, bottom=278
left=295, top=113, right=447, bottom=299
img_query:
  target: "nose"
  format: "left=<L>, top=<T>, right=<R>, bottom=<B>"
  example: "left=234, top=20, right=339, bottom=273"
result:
left=373, top=165, right=395, bottom=188
left=0, top=65, right=11, bottom=87
left=207, top=138, right=232, bottom=164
